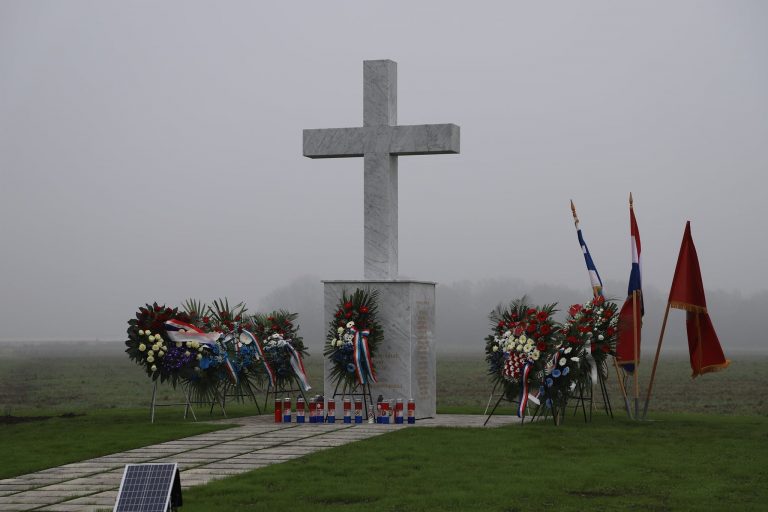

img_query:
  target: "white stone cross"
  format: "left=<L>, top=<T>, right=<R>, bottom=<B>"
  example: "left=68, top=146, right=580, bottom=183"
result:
left=303, top=60, right=460, bottom=280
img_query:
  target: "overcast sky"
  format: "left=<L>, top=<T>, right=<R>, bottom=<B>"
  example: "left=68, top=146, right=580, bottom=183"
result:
left=1, top=1, right=766, bottom=341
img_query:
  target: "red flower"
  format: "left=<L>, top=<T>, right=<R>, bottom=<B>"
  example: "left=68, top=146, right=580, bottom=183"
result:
left=513, top=326, right=524, bottom=337
left=536, top=311, right=548, bottom=322
left=360, top=306, right=369, bottom=314
left=604, top=310, right=614, bottom=318
left=566, top=335, right=577, bottom=344
left=594, top=295, right=605, bottom=306
left=540, top=324, right=551, bottom=335
left=607, top=327, right=616, bottom=336
left=568, top=304, right=582, bottom=317
left=344, top=301, right=353, bottom=310
left=498, top=321, right=505, bottom=328
left=235, top=315, right=241, bottom=321
left=335, top=310, right=343, bottom=318
left=202, top=316, right=210, bottom=323
left=536, top=341, right=547, bottom=351
left=510, top=313, right=518, bottom=320
left=526, top=308, right=536, bottom=317
left=526, top=324, right=536, bottom=334
left=345, top=312, right=352, bottom=319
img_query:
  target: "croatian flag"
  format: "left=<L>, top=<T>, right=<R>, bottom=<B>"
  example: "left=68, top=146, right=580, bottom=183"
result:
left=616, top=197, right=643, bottom=372
left=577, top=228, right=603, bottom=298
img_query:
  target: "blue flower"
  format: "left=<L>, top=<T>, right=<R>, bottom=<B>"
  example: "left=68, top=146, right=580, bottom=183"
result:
left=552, top=369, right=561, bottom=378
left=539, top=386, right=546, bottom=395
left=199, top=357, right=212, bottom=370
left=545, top=398, right=553, bottom=408
left=562, top=366, right=570, bottom=376
left=346, top=363, right=356, bottom=373
left=546, top=378, right=554, bottom=387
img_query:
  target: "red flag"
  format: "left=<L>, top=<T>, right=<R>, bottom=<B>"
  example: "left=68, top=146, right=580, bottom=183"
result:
left=615, top=199, right=642, bottom=370
left=668, top=222, right=730, bottom=377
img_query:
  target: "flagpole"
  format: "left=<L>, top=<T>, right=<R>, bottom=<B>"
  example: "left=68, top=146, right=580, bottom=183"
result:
left=572, top=199, right=626, bottom=417
left=632, top=289, right=640, bottom=419
left=695, top=311, right=704, bottom=378
left=613, top=357, right=633, bottom=418
left=642, top=302, right=671, bottom=419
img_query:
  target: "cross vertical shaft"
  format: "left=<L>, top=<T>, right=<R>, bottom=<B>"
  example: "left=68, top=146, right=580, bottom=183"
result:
left=364, top=60, right=398, bottom=279
left=303, top=59, right=460, bottom=280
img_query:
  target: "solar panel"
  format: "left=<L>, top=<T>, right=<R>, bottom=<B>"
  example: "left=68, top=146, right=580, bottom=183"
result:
left=113, top=463, right=182, bottom=512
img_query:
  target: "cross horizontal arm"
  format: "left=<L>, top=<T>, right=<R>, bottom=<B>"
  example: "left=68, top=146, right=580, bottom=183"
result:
left=303, top=124, right=460, bottom=158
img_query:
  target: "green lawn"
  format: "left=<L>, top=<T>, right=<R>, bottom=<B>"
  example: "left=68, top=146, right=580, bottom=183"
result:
left=0, top=408, right=235, bottom=479
left=181, top=413, right=768, bottom=512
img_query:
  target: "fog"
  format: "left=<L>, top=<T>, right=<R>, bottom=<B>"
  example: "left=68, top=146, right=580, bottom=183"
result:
left=1, top=1, right=767, bottom=344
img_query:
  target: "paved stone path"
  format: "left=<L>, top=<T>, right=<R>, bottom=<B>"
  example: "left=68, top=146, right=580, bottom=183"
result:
left=0, top=414, right=519, bottom=512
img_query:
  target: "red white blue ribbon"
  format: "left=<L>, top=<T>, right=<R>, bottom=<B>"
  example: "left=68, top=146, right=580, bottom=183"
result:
left=223, top=357, right=238, bottom=384
left=164, top=319, right=221, bottom=345
left=285, top=342, right=311, bottom=392
left=517, top=362, right=533, bottom=417
left=351, top=327, right=376, bottom=385
left=242, top=329, right=275, bottom=389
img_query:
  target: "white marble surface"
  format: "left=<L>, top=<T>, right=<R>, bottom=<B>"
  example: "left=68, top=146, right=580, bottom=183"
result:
left=323, top=281, right=437, bottom=418
left=303, top=59, right=460, bottom=280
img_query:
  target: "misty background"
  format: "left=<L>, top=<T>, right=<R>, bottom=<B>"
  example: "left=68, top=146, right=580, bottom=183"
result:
left=1, top=2, right=766, bottom=353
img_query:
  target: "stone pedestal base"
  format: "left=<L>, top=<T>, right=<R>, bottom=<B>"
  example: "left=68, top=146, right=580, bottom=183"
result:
left=323, top=280, right=436, bottom=418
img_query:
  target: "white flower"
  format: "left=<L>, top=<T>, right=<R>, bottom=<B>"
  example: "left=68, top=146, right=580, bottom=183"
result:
left=492, top=345, right=499, bottom=352
left=184, top=351, right=191, bottom=357
left=196, top=354, right=202, bottom=360
left=559, top=358, right=566, bottom=366
left=138, top=343, right=146, bottom=352
left=524, top=343, right=533, bottom=353
left=520, top=335, right=527, bottom=344
left=198, top=345, right=205, bottom=351
left=503, top=330, right=511, bottom=338
left=176, top=342, right=182, bottom=348
left=564, top=347, right=572, bottom=355
left=158, top=351, right=164, bottom=358
left=598, top=334, right=605, bottom=341
left=147, top=356, right=155, bottom=363
left=337, top=327, right=344, bottom=334
left=532, top=350, right=540, bottom=360
left=570, top=357, right=580, bottom=363
left=147, top=350, right=154, bottom=357
left=138, top=330, right=145, bottom=336
left=150, top=365, right=157, bottom=372
left=152, top=344, right=159, bottom=352
left=346, top=321, right=355, bottom=328
left=328, top=338, right=336, bottom=346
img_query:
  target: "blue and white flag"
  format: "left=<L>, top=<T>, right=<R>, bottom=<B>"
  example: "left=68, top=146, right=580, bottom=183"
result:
left=577, top=228, right=604, bottom=298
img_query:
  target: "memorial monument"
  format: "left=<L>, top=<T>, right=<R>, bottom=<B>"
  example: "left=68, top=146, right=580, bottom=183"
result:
left=303, top=59, right=460, bottom=417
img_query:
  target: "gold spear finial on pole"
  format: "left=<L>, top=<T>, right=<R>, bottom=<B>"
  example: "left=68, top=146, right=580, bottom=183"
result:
left=629, top=192, right=634, bottom=207
left=570, top=199, right=580, bottom=228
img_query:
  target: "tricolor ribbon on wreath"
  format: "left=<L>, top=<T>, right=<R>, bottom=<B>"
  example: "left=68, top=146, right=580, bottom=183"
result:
left=285, top=343, right=312, bottom=392
left=517, top=361, right=533, bottom=418
left=163, top=319, right=221, bottom=345
left=240, top=330, right=276, bottom=388
left=351, top=327, right=377, bottom=385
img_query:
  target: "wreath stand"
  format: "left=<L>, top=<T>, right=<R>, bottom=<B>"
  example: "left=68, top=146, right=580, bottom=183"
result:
left=483, top=382, right=536, bottom=427
left=262, top=376, right=309, bottom=413
left=149, top=381, right=199, bottom=423
left=209, top=382, right=263, bottom=417
left=332, top=379, right=375, bottom=421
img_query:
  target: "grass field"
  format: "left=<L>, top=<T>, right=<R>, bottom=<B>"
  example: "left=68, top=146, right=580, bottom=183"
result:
left=181, top=413, right=768, bottom=512
left=1, top=342, right=765, bottom=416
left=1, top=342, right=767, bottom=510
